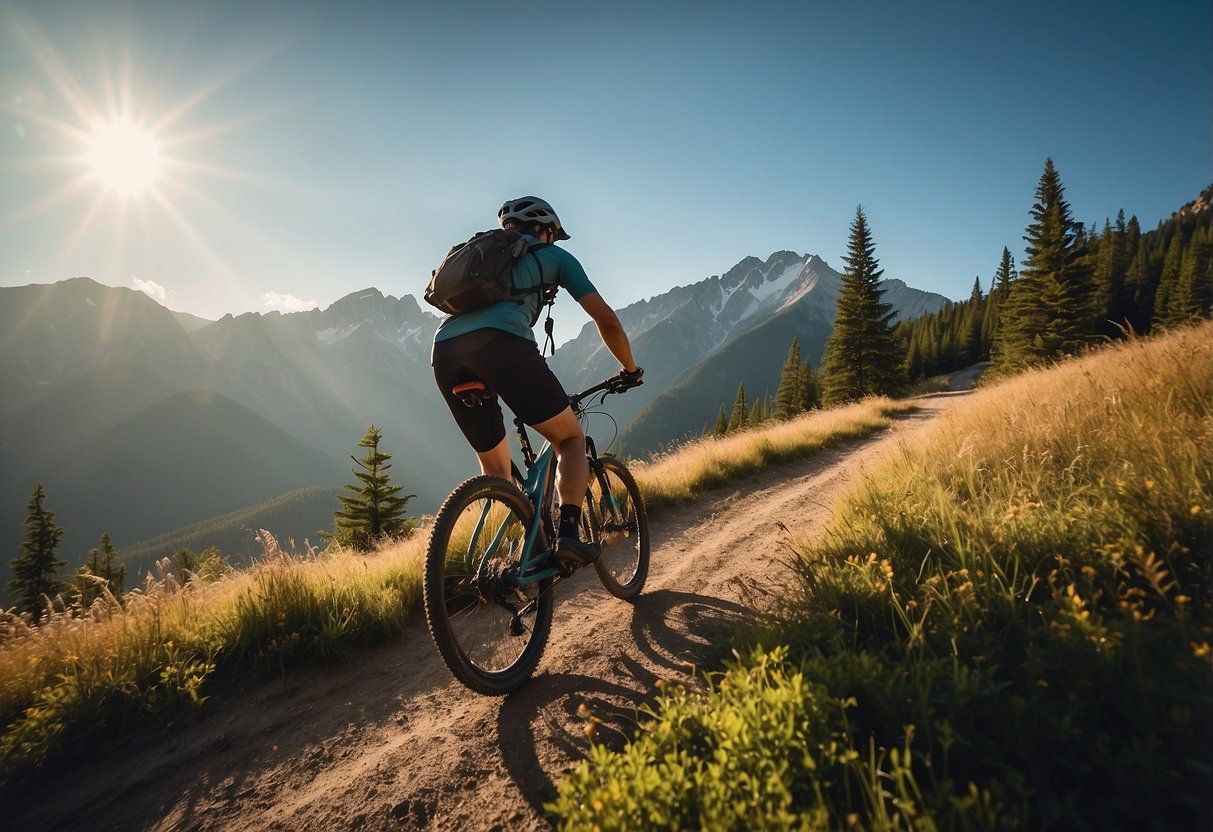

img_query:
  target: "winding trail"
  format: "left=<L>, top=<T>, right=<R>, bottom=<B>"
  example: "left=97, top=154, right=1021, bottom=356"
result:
left=10, top=387, right=974, bottom=832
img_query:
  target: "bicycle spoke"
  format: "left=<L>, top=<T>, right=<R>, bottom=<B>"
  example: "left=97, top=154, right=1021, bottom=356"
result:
left=423, top=476, right=554, bottom=695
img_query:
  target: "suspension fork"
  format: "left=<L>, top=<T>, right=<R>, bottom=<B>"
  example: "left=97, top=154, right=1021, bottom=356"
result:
left=583, top=436, right=623, bottom=528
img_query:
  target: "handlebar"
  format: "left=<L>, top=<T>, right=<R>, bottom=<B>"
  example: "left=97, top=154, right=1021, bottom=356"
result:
left=569, top=369, right=644, bottom=411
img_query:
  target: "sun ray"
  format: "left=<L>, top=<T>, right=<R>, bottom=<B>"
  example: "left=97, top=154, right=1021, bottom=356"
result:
left=4, top=8, right=104, bottom=129
left=0, top=174, right=95, bottom=225
left=3, top=6, right=306, bottom=302
left=55, top=191, right=110, bottom=272
left=0, top=99, right=94, bottom=146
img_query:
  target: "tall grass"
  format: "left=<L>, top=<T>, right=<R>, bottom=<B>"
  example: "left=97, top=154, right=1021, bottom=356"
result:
left=632, top=398, right=917, bottom=513
left=0, top=531, right=426, bottom=785
left=0, top=397, right=914, bottom=787
left=552, top=321, right=1213, bottom=830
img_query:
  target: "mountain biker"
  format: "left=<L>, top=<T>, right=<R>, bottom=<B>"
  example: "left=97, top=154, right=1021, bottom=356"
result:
left=431, top=196, right=643, bottom=567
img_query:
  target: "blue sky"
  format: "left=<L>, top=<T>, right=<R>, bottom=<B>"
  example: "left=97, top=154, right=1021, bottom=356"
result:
left=1, top=0, right=1209, bottom=344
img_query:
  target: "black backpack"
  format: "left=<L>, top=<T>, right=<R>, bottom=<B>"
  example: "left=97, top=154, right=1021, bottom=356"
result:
left=424, top=228, right=554, bottom=323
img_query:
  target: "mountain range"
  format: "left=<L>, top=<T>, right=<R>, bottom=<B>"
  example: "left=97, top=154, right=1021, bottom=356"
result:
left=0, top=251, right=947, bottom=580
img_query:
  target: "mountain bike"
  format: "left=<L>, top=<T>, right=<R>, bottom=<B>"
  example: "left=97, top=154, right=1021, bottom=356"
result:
left=422, top=373, right=649, bottom=695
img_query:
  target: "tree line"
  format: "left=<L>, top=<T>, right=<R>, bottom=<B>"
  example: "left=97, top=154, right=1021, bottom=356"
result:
left=712, top=160, right=1212, bottom=427
left=902, top=161, right=1212, bottom=381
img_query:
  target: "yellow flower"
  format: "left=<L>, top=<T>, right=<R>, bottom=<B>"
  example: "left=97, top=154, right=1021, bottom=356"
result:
left=1192, top=642, right=1211, bottom=659
left=1190, top=505, right=1203, bottom=517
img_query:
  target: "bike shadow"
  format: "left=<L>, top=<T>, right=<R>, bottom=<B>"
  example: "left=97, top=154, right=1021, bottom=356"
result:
left=495, top=587, right=755, bottom=816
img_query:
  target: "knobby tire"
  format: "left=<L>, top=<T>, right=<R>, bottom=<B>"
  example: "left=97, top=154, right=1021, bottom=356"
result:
left=587, top=456, right=650, bottom=600
left=423, top=475, right=553, bottom=695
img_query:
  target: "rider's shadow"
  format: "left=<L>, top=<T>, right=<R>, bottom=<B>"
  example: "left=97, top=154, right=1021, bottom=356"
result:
left=495, top=588, right=756, bottom=816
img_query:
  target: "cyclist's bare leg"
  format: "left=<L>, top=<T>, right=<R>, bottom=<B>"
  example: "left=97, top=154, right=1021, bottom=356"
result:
left=475, top=438, right=513, bottom=482
left=530, top=406, right=588, bottom=506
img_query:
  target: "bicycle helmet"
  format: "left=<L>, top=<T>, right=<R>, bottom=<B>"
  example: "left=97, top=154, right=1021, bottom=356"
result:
left=498, top=196, right=571, bottom=240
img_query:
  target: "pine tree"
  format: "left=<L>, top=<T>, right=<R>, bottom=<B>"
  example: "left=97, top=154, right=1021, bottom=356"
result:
left=330, top=426, right=415, bottom=552
left=960, top=277, right=984, bottom=364
left=820, top=206, right=905, bottom=406
left=995, top=159, right=1095, bottom=371
left=727, top=384, right=749, bottom=433
left=748, top=397, right=765, bottom=425
left=1173, top=225, right=1213, bottom=320
left=1154, top=232, right=1186, bottom=328
left=714, top=403, right=728, bottom=436
left=774, top=338, right=804, bottom=419
left=73, top=532, right=125, bottom=607
left=799, top=360, right=820, bottom=410
left=1093, top=210, right=1131, bottom=337
left=7, top=484, right=67, bottom=622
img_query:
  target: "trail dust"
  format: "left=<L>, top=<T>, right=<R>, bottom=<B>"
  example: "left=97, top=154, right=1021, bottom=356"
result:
left=7, top=384, right=976, bottom=832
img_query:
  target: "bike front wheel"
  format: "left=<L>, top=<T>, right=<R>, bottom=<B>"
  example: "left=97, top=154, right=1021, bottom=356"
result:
left=423, top=475, right=553, bottom=695
left=585, top=456, right=649, bottom=600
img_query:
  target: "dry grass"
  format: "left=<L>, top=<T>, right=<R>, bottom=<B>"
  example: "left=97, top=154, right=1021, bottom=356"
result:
left=0, top=394, right=918, bottom=785
left=551, top=320, right=1213, bottom=829
left=631, top=397, right=918, bottom=512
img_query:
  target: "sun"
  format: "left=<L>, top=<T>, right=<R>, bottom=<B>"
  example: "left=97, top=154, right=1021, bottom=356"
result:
left=83, top=118, right=164, bottom=198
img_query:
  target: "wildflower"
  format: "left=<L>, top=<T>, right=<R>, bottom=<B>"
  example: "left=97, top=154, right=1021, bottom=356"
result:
left=1192, top=642, right=1210, bottom=659
left=1191, top=505, right=1203, bottom=516
left=1175, top=595, right=1190, bottom=606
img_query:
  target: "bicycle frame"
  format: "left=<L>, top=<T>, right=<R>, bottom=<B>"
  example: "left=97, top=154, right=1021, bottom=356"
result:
left=465, top=377, right=637, bottom=593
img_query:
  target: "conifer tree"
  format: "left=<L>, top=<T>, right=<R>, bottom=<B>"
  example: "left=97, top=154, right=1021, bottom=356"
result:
left=820, top=206, right=904, bottom=405
left=74, top=532, right=125, bottom=607
left=1173, top=225, right=1213, bottom=320
left=800, top=360, right=820, bottom=410
left=960, top=277, right=984, bottom=364
left=713, top=403, right=728, bottom=436
left=727, top=384, right=749, bottom=433
left=1093, top=210, right=1131, bottom=337
left=330, top=426, right=415, bottom=552
left=1153, top=232, right=1186, bottom=328
left=7, top=484, right=66, bottom=622
left=995, top=159, right=1094, bottom=371
left=774, top=338, right=804, bottom=419
left=748, top=398, right=764, bottom=426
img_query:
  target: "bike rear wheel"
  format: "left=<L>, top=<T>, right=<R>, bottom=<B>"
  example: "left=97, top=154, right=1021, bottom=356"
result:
left=585, top=456, right=649, bottom=600
left=423, top=475, right=553, bottom=695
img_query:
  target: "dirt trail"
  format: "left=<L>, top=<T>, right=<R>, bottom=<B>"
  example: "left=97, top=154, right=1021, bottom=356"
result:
left=9, top=389, right=972, bottom=832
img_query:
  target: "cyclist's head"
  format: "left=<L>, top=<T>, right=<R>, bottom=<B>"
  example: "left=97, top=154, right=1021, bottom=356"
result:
left=498, top=196, right=571, bottom=241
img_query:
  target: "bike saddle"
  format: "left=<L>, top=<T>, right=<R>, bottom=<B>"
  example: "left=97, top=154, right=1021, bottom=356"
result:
left=451, top=380, right=496, bottom=408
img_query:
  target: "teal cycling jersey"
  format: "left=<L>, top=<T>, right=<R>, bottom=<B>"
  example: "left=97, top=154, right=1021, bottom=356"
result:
left=433, top=235, right=597, bottom=346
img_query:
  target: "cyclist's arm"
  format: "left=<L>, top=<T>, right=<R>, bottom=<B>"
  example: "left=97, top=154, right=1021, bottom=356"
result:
left=577, top=292, right=640, bottom=374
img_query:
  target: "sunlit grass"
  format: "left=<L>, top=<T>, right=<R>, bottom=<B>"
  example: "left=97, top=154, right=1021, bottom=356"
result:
left=552, top=320, right=1213, bottom=830
left=0, top=531, right=426, bottom=783
left=0, top=395, right=915, bottom=786
left=632, top=397, right=918, bottom=513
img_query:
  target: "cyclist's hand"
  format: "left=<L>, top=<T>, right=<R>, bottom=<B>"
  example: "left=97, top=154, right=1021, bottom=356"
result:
left=619, top=366, right=644, bottom=389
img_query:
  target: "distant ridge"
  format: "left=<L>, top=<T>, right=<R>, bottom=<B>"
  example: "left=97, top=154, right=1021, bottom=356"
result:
left=119, top=486, right=343, bottom=580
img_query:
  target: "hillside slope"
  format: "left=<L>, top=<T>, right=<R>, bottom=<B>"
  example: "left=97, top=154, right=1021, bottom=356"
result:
left=3, top=381, right=972, bottom=832
left=37, top=391, right=347, bottom=553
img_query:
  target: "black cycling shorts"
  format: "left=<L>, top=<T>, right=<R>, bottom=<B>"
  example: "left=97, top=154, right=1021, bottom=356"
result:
left=432, top=329, right=571, bottom=453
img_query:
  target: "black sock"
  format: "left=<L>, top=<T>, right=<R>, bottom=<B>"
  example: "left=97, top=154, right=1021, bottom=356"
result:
left=558, top=504, right=582, bottom=539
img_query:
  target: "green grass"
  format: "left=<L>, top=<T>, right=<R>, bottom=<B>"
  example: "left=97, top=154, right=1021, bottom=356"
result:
left=0, top=397, right=914, bottom=788
left=551, top=321, right=1213, bottom=830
